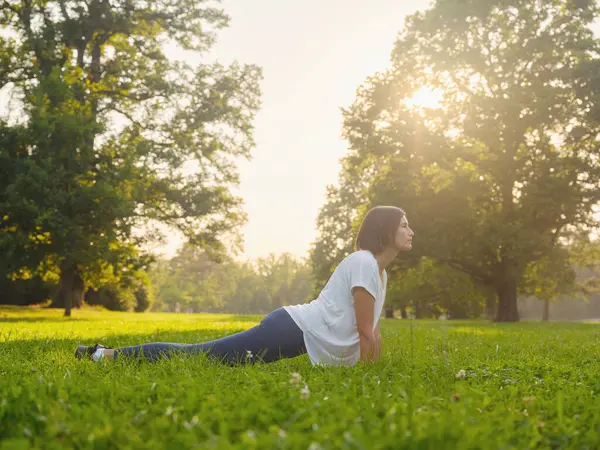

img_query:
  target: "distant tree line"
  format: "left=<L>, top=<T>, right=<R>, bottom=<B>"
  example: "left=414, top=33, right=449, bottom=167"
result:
left=0, top=244, right=314, bottom=314
left=148, top=245, right=313, bottom=314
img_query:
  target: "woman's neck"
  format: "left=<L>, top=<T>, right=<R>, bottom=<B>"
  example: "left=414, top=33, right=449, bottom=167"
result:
left=374, top=248, right=399, bottom=273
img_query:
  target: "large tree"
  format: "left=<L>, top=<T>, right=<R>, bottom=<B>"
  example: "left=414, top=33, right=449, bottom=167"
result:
left=330, top=0, right=600, bottom=321
left=309, top=155, right=375, bottom=293
left=0, top=0, right=261, bottom=315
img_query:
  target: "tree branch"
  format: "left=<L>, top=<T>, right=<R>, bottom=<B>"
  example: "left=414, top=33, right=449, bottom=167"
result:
left=449, top=71, right=476, bottom=98
left=96, top=89, right=170, bottom=102
left=440, top=258, right=492, bottom=285
left=1, top=0, right=19, bottom=15
left=56, top=0, right=70, bottom=21
left=110, top=105, right=145, bottom=129
left=0, top=74, right=34, bottom=88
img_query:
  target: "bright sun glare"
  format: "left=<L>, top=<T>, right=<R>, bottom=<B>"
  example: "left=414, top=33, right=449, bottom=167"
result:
left=405, top=86, right=444, bottom=110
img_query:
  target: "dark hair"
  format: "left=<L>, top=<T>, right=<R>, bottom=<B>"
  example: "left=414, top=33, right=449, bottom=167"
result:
left=354, top=206, right=406, bottom=255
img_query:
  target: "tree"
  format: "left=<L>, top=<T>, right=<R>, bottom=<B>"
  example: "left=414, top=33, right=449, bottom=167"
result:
left=387, top=257, right=486, bottom=319
left=339, top=0, right=600, bottom=321
left=168, top=243, right=237, bottom=312
left=224, top=261, right=269, bottom=313
left=310, top=153, right=391, bottom=294
left=0, top=0, right=261, bottom=315
left=520, top=235, right=600, bottom=320
left=521, top=247, right=577, bottom=321
left=255, top=253, right=313, bottom=310
left=84, top=266, right=153, bottom=311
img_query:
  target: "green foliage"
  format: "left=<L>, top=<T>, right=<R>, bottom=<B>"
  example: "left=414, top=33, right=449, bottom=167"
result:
left=569, top=237, right=600, bottom=296
left=388, top=257, right=486, bottom=319
left=0, top=274, right=55, bottom=305
left=317, top=0, right=600, bottom=321
left=0, top=0, right=262, bottom=315
left=254, top=253, right=314, bottom=311
left=85, top=283, right=136, bottom=312
left=149, top=246, right=314, bottom=314
left=522, top=248, right=578, bottom=302
left=519, top=236, right=599, bottom=321
left=309, top=156, right=378, bottom=294
left=3, top=307, right=600, bottom=448
left=85, top=269, right=154, bottom=312
left=134, top=283, right=153, bottom=313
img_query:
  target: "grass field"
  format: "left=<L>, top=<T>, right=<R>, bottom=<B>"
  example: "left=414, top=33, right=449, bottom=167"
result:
left=1, top=306, right=599, bottom=449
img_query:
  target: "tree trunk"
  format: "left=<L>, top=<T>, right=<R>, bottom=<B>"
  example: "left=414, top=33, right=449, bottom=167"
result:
left=50, top=265, right=84, bottom=316
left=494, top=268, right=519, bottom=322
left=485, top=288, right=497, bottom=320
left=542, top=299, right=550, bottom=322
left=400, top=305, right=408, bottom=319
left=414, top=300, right=422, bottom=319
left=384, top=307, right=394, bottom=318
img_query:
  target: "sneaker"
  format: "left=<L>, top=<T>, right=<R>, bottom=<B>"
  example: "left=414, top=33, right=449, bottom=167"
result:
left=75, top=343, right=112, bottom=360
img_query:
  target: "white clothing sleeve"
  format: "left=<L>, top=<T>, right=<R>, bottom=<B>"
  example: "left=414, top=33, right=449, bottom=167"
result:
left=348, top=253, right=379, bottom=302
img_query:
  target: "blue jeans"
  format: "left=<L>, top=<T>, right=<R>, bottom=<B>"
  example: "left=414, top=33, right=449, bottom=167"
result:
left=114, top=307, right=306, bottom=364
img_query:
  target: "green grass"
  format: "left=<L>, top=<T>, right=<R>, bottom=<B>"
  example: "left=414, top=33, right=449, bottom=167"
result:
left=1, top=306, right=600, bottom=449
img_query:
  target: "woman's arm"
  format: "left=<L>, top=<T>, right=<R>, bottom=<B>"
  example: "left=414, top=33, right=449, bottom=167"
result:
left=353, top=287, right=377, bottom=363
left=374, top=321, right=382, bottom=361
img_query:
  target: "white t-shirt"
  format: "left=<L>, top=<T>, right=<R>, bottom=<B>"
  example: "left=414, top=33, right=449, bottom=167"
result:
left=284, top=250, right=387, bottom=366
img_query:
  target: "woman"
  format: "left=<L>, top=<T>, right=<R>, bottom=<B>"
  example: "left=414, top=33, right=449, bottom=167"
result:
left=75, top=206, right=414, bottom=366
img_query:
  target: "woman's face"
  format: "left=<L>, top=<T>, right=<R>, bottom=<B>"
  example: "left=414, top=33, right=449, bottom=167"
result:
left=394, top=216, right=414, bottom=251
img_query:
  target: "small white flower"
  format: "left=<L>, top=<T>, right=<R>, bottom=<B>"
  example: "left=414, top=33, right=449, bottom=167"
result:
left=300, top=383, right=310, bottom=400
left=456, top=369, right=467, bottom=378
left=246, top=350, right=253, bottom=359
left=290, top=372, right=302, bottom=385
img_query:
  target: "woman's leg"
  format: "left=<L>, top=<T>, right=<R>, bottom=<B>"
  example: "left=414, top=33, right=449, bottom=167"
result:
left=113, top=307, right=306, bottom=364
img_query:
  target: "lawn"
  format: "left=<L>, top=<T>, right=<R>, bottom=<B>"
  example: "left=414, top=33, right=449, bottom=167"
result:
left=1, top=306, right=599, bottom=449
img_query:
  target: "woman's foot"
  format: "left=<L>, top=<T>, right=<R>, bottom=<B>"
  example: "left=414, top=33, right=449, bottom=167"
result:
left=75, top=344, right=113, bottom=361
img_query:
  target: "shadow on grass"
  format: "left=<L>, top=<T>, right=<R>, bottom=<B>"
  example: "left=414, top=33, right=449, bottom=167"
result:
left=0, top=317, right=92, bottom=323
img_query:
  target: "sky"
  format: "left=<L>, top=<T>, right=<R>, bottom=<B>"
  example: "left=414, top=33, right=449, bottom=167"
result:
left=157, top=0, right=434, bottom=261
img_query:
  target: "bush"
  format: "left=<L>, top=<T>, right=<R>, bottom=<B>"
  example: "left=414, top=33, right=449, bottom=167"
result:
left=85, top=284, right=136, bottom=312
left=0, top=276, right=56, bottom=305
left=85, top=269, right=154, bottom=312
left=134, top=284, right=152, bottom=312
